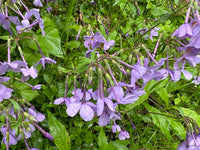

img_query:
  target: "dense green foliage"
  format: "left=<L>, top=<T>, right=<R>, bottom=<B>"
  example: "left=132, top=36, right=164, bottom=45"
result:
left=1, top=0, right=200, bottom=150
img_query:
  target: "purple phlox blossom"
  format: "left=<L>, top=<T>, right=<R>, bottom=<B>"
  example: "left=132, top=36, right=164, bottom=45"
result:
left=172, top=23, right=193, bottom=39
left=54, top=97, right=70, bottom=106
left=178, top=46, right=200, bottom=67
left=98, top=106, right=121, bottom=127
left=173, top=57, right=193, bottom=82
left=103, top=40, right=115, bottom=51
left=16, top=19, right=31, bottom=33
left=83, top=32, right=115, bottom=51
left=70, top=88, right=92, bottom=103
left=192, top=76, right=200, bottom=85
left=66, top=101, right=95, bottom=121
left=0, top=77, right=10, bottom=83
left=21, top=66, right=38, bottom=81
left=46, top=6, right=52, bottom=13
left=0, top=13, right=20, bottom=30
left=178, top=133, right=200, bottom=150
left=28, top=108, right=45, bottom=122
left=1, top=125, right=20, bottom=145
left=144, top=27, right=160, bottom=41
left=141, top=58, right=168, bottom=86
left=67, top=88, right=95, bottom=121
left=0, top=84, right=13, bottom=102
left=22, top=9, right=45, bottom=36
left=118, top=130, right=130, bottom=140
left=84, top=32, right=105, bottom=50
left=32, top=84, right=41, bottom=90
left=33, top=0, right=43, bottom=7
left=35, top=57, right=56, bottom=69
left=112, top=124, right=121, bottom=133
left=22, top=122, right=36, bottom=139
left=137, top=27, right=148, bottom=35
left=96, top=97, right=115, bottom=116
left=91, top=1, right=96, bottom=5
left=0, top=61, right=26, bottom=75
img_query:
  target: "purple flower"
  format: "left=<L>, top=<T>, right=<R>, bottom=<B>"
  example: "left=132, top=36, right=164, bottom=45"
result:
left=145, top=27, right=160, bottom=41
left=137, top=27, right=148, bottom=35
left=16, top=19, right=31, bottom=32
left=103, top=40, right=115, bottom=51
left=172, top=23, right=193, bottom=39
left=21, top=66, right=38, bottom=81
left=0, top=84, right=13, bottom=102
left=96, top=97, right=115, bottom=116
left=1, top=125, right=20, bottom=145
left=84, top=32, right=105, bottom=50
left=33, top=0, right=43, bottom=7
left=22, top=123, right=36, bottom=139
left=91, top=1, right=96, bottom=5
left=112, top=124, right=121, bottom=133
left=118, top=130, right=130, bottom=140
left=0, top=13, right=20, bottom=30
left=28, top=108, right=45, bottom=122
left=32, top=84, right=41, bottom=90
left=0, top=61, right=26, bottom=75
left=178, top=133, right=200, bottom=150
left=66, top=102, right=95, bottom=121
left=192, top=76, right=200, bottom=85
left=54, top=97, right=70, bottom=106
left=24, top=9, right=45, bottom=36
left=35, top=57, right=56, bottom=69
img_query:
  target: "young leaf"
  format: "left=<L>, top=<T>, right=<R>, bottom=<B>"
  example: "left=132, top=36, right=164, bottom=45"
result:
left=48, top=111, right=71, bottom=150
left=98, top=128, right=108, bottom=150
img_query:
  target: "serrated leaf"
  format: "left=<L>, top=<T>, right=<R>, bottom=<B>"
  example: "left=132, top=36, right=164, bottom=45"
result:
left=20, top=90, right=39, bottom=101
left=157, top=87, right=169, bottom=106
left=111, top=141, right=129, bottom=150
left=144, top=103, right=172, bottom=140
left=113, top=0, right=127, bottom=6
left=48, top=111, right=71, bottom=150
left=179, top=107, right=200, bottom=127
left=98, top=128, right=108, bottom=149
left=36, top=17, right=63, bottom=57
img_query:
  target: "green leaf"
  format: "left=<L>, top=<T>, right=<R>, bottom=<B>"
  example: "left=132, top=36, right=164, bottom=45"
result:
left=37, top=17, right=63, bottom=57
left=98, top=128, right=108, bottom=149
left=113, top=0, right=127, bottom=6
left=20, top=90, right=39, bottom=101
left=145, top=103, right=186, bottom=139
left=156, top=87, right=169, bottom=106
left=110, top=141, right=129, bottom=150
left=48, top=111, right=71, bottom=150
left=9, top=99, right=21, bottom=111
left=144, top=103, right=172, bottom=140
left=179, top=107, right=200, bottom=127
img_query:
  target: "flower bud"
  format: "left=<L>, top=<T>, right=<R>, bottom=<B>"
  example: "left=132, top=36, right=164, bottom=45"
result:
left=98, top=67, right=103, bottom=81
left=24, top=112, right=38, bottom=122
left=88, top=66, right=93, bottom=85
left=105, top=73, right=115, bottom=86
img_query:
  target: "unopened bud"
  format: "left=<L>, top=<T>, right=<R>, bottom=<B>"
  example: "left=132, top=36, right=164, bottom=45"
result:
left=105, top=73, right=115, bottom=86
left=128, top=54, right=132, bottom=64
left=24, top=112, right=37, bottom=122
left=88, top=66, right=93, bottom=85
left=98, top=67, right=103, bottom=81
left=44, top=132, right=54, bottom=141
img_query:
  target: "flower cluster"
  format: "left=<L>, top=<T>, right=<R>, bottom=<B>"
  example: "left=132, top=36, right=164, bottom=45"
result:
left=0, top=1, right=56, bottom=149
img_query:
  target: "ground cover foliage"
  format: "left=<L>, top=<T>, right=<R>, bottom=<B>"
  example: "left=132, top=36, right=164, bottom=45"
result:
left=1, top=0, right=200, bottom=149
